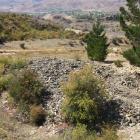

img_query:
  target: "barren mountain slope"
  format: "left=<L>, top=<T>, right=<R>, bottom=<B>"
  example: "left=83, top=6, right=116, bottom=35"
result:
left=0, top=0, right=125, bottom=13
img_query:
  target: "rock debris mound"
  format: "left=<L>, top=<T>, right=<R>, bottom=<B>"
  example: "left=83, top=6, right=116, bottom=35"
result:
left=29, top=58, right=140, bottom=127
left=29, top=57, right=85, bottom=124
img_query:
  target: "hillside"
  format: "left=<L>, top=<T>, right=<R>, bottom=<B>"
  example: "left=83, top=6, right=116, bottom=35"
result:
left=0, top=0, right=125, bottom=13
left=1, top=0, right=140, bottom=140
left=0, top=13, right=80, bottom=43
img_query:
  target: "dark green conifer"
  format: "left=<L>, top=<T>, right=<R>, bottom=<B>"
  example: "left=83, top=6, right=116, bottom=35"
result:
left=84, top=21, right=109, bottom=61
left=120, top=0, right=140, bottom=66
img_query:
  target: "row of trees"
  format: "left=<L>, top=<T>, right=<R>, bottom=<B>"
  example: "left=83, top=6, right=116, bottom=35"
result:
left=85, top=0, right=140, bottom=66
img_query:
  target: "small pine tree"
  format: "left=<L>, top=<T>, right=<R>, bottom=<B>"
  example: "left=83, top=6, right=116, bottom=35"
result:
left=120, top=0, right=140, bottom=66
left=84, top=20, right=109, bottom=61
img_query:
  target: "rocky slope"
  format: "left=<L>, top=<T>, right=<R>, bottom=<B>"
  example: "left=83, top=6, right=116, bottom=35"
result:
left=0, top=57, right=140, bottom=139
left=0, top=0, right=125, bottom=13
left=29, top=57, right=140, bottom=130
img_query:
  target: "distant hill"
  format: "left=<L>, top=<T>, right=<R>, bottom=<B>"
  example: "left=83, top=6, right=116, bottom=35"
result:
left=0, top=13, right=80, bottom=43
left=0, top=13, right=62, bottom=43
left=0, top=0, right=125, bottom=13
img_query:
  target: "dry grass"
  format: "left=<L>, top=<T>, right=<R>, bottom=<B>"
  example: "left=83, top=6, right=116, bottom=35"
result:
left=0, top=47, right=88, bottom=61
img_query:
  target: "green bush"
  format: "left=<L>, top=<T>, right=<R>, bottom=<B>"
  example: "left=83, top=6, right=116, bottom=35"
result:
left=62, top=65, right=107, bottom=129
left=9, top=69, right=44, bottom=110
left=123, top=49, right=140, bottom=67
left=30, top=105, right=46, bottom=126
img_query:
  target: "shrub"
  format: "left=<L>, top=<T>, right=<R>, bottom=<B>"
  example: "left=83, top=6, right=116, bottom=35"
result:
left=20, top=43, right=26, bottom=49
left=0, top=64, right=4, bottom=75
left=123, top=49, right=140, bottom=67
left=71, top=124, right=88, bottom=140
left=0, top=128, right=7, bottom=139
left=9, top=69, right=44, bottom=110
left=62, top=65, right=107, bottom=129
left=30, top=105, right=46, bottom=126
left=114, top=60, right=123, bottom=67
left=99, top=128, right=118, bottom=140
left=9, top=58, right=27, bottom=70
left=0, top=75, right=13, bottom=93
left=0, top=57, right=10, bottom=66
left=112, top=37, right=123, bottom=46
left=71, top=125, right=118, bottom=140
left=51, top=126, right=118, bottom=140
left=0, top=57, right=27, bottom=72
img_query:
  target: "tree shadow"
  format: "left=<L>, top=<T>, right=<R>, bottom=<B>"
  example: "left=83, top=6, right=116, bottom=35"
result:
left=100, top=99, right=122, bottom=127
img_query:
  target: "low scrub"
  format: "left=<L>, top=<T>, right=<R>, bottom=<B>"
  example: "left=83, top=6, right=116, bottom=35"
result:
left=112, top=37, right=123, bottom=46
left=0, top=13, right=79, bottom=43
left=30, top=105, right=46, bottom=126
left=0, top=57, right=27, bottom=73
left=114, top=60, right=123, bottom=67
left=0, top=128, right=7, bottom=139
left=62, top=65, right=107, bottom=129
left=9, top=69, right=44, bottom=112
left=0, top=74, right=13, bottom=93
left=50, top=124, right=118, bottom=140
left=123, top=48, right=140, bottom=67
left=10, top=59, right=27, bottom=70
left=70, top=124, right=118, bottom=140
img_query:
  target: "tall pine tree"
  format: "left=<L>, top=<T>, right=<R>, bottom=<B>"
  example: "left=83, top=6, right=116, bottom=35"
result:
left=84, top=21, right=109, bottom=61
left=120, top=0, right=140, bottom=66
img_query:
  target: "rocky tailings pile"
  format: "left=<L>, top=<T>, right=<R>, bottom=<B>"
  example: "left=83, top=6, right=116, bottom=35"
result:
left=93, top=62, right=140, bottom=127
left=29, top=58, right=85, bottom=125
left=29, top=57, right=140, bottom=128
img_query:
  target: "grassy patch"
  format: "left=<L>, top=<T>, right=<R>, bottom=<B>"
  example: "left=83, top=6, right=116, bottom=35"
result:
left=0, top=56, right=27, bottom=72
left=50, top=126, right=118, bottom=140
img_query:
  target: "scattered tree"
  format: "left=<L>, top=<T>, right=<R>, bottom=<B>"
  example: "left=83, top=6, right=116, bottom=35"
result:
left=84, top=20, right=109, bottom=61
left=120, top=0, right=140, bottom=66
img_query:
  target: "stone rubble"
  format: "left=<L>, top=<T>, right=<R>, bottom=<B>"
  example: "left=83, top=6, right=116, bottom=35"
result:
left=29, top=57, right=85, bottom=125
left=29, top=57, right=140, bottom=128
left=93, top=61, right=140, bottom=127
